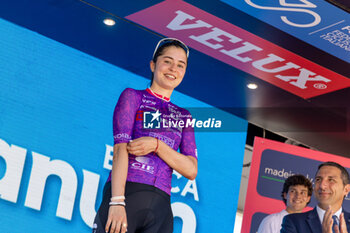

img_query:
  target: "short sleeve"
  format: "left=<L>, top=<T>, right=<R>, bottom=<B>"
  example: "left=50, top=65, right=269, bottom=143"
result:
left=257, top=215, right=274, bottom=233
left=113, top=88, right=140, bottom=145
left=179, top=109, right=197, bottom=159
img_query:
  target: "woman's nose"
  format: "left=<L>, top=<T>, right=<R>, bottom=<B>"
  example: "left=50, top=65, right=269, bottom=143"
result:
left=169, top=63, right=176, bottom=71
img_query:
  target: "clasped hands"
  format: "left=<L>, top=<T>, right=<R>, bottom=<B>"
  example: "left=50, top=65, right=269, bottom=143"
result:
left=127, top=137, right=158, bottom=156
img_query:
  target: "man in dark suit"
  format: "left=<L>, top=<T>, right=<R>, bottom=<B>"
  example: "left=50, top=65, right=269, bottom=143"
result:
left=281, top=161, right=350, bottom=233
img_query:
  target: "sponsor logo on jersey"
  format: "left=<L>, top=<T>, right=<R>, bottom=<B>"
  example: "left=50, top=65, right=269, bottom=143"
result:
left=132, top=156, right=155, bottom=174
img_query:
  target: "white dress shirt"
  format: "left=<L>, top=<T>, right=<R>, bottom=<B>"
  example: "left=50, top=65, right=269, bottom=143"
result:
left=316, top=205, right=342, bottom=224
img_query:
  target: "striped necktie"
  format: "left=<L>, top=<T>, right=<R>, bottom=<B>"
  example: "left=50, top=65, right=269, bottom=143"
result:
left=332, top=215, right=339, bottom=233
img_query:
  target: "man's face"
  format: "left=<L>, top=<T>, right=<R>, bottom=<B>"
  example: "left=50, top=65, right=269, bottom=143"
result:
left=314, top=165, right=350, bottom=210
left=284, top=185, right=311, bottom=213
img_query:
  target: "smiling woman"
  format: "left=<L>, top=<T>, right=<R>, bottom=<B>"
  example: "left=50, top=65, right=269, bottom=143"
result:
left=92, top=38, right=198, bottom=233
left=150, top=38, right=189, bottom=94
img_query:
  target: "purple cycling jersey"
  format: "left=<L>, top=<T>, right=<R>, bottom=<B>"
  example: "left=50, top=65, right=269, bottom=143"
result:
left=107, top=88, right=197, bottom=195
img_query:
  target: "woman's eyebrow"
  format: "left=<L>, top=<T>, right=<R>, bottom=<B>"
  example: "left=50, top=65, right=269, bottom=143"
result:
left=162, top=56, right=187, bottom=65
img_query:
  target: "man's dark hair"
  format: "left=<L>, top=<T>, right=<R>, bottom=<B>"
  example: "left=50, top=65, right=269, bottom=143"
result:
left=317, top=161, right=350, bottom=186
left=281, top=174, right=313, bottom=205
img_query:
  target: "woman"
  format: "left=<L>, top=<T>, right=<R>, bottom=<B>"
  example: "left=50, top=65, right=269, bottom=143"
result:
left=93, top=38, right=198, bottom=233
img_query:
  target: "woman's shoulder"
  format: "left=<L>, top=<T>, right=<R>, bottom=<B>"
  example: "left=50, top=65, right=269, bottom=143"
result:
left=120, top=88, right=145, bottom=98
left=116, top=88, right=145, bottom=106
left=121, top=87, right=143, bottom=95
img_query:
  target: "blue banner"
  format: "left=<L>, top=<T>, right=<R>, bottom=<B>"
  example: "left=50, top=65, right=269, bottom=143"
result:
left=0, top=19, right=247, bottom=233
left=221, top=0, right=350, bottom=62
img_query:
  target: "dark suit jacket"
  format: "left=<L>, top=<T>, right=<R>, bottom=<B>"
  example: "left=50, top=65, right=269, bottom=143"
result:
left=280, top=208, right=350, bottom=233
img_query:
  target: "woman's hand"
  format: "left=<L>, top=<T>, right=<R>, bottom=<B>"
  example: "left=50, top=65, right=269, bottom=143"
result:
left=127, top=136, right=198, bottom=180
left=105, top=205, right=128, bottom=233
left=127, top=137, right=157, bottom=156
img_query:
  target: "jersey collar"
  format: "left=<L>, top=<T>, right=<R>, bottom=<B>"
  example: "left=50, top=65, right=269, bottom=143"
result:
left=146, top=88, right=171, bottom=102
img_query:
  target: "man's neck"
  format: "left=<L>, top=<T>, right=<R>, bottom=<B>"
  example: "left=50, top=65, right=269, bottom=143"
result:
left=317, top=203, right=342, bottom=213
left=285, top=207, right=303, bottom=214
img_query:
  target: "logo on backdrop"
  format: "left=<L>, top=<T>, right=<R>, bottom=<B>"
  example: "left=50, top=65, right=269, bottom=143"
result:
left=244, top=0, right=321, bottom=28
left=220, top=0, right=350, bottom=62
left=125, top=0, right=350, bottom=99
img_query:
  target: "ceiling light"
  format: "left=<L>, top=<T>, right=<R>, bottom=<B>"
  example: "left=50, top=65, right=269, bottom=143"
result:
left=103, top=18, right=116, bottom=26
left=247, top=83, right=258, bottom=89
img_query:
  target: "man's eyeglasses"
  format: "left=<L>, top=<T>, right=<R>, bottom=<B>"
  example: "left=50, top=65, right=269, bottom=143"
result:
left=152, top=38, right=190, bottom=59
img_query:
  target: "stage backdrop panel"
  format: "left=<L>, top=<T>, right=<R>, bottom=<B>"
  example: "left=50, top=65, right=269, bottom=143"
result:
left=221, top=0, right=350, bottom=63
left=0, top=18, right=247, bottom=233
left=242, top=137, right=350, bottom=233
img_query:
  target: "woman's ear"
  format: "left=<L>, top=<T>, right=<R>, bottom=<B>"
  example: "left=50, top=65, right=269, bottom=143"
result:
left=150, top=60, right=155, bottom=73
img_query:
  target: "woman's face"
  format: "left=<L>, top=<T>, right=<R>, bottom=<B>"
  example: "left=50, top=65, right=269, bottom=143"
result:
left=150, top=46, right=187, bottom=91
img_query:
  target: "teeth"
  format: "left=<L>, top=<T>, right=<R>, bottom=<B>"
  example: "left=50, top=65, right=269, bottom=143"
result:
left=165, top=74, right=176, bottom=79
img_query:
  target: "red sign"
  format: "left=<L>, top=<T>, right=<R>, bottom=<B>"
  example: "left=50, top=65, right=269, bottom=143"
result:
left=126, top=0, right=350, bottom=99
